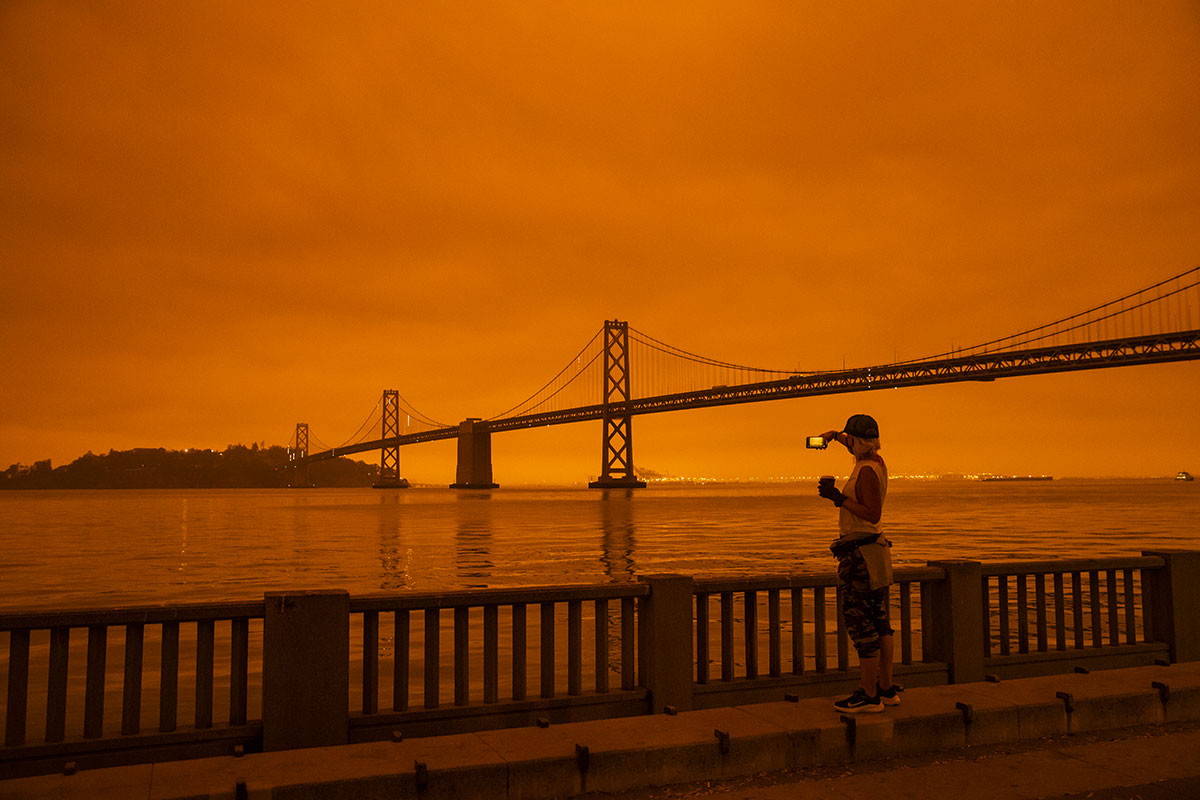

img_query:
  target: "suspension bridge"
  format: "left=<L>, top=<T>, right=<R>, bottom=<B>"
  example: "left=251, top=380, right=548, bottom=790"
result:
left=287, top=267, right=1200, bottom=488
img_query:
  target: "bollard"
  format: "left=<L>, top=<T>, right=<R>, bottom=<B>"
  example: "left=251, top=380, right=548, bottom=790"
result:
left=840, top=715, right=857, bottom=746
left=1152, top=681, right=1170, bottom=704
left=1056, top=691, right=1074, bottom=714
left=414, top=761, right=429, bottom=790
left=955, top=701, right=975, bottom=724
left=576, top=744, right=590, bottom=773
left=714, top=728, right=730, bottom=755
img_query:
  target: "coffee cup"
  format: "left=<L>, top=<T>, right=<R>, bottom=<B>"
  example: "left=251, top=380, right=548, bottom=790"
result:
left=818, top=475, right=835, bottom=491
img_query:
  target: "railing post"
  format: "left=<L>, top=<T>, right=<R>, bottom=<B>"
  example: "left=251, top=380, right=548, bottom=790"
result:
left=262, top=590, right=349, bottom=751
left=925, top=560, right=984, bottom=684
left=1142, top=550, right=1200, bottom=663
left=637, top=574, right=694, bottom=713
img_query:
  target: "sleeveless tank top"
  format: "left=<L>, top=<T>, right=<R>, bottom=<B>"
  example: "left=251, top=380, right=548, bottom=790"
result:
left=838, top=457, right=888, bottom=537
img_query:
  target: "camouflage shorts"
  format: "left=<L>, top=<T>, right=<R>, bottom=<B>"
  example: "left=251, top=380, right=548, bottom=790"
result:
left=837, top=548, right=893, bottom=657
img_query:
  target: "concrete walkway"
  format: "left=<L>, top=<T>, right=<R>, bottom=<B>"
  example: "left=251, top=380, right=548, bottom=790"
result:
left=3, top=662, right=1198, bottom=800
left=590, top=722, right=1200, bottom=799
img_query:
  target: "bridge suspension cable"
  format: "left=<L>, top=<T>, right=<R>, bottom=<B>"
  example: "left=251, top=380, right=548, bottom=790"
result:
left=394, top=393, right=450, bottom=430
left=308, top=431, right=335, bottom=453
left=331, top=396, right=384, bottom=450
left=627, top=328, right=801, bottom=374
left=488, top=327, right=605, bottom=420
left=626, top=326, right=814, bottom=401
left=903, top=265, right=1200, bottom=364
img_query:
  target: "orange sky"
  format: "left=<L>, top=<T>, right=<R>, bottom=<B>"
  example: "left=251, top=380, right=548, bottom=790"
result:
left=2, top=1, right=1199, bottom=483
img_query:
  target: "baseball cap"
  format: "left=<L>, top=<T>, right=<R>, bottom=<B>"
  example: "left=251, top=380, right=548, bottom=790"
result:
left=842, top=414, right=879, bottom=439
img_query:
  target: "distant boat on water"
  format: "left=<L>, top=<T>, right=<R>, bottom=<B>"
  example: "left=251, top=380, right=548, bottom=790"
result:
left=978, top=475, right=1053, bottom=482
left=1176, top=471, right=1195, bottom=482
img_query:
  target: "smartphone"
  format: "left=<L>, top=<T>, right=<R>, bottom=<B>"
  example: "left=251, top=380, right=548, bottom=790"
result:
left=805, top=436, right=827, bottom=450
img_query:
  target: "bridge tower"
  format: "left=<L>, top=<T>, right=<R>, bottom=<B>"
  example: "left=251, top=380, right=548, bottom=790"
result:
left=589, top=319, right=647, bottom=489
left=288, top=422, right=310, bottom=487
left=373, top=390, right=410, bottom=489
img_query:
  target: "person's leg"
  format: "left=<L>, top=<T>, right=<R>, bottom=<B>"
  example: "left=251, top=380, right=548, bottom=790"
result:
left=835, top=553, right=884, bottom=712
left=837, top=638, right=883, bottom=712
left=859, top=654, right=878, bottom=693
left=846, top=584, right=881, bottom=696
left=878, top=633, right=894, bottom=689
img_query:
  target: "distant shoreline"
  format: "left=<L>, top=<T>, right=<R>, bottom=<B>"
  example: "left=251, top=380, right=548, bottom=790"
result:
left=1, top=444, right=379, bottom=490
left=1, top=475, right=1183, bottom=491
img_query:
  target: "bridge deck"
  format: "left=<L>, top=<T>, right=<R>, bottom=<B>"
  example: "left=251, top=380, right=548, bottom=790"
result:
left=307, top=329, right=1199, bottom=461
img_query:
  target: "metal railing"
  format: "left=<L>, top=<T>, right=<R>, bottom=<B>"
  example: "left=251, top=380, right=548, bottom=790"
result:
left=347, top=583, right=650, bottom=742
left=693, top=567, right=943, bottom=684
left=1, top=601, right=263, bottom=777
left=980, top=556, right=1170, bottom=678
left=2, top=550, right=1196, bottom=779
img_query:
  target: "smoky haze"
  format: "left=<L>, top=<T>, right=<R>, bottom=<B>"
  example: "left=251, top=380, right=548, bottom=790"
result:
left=2, top=2, right=1199, bottom=482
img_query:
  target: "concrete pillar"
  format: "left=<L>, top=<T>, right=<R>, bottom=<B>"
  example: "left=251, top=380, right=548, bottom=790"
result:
left=262, top=590, right=349, bottom=751
left=637, top=574, right=694, bottom=713
left=1142, top=550, right=1200, bottom=663
left=450, top=418, right=499, bottom=489
left=925, top=560, right=984, bottom=684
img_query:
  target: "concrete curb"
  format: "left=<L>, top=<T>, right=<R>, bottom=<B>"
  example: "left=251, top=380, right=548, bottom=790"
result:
left=3, top=662, right=1198, bottom=800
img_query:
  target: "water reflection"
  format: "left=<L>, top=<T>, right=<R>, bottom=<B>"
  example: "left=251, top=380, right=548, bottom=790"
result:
left=4, top=482, right=1194, bottom=610
left=597, top=490, right=637, bottom=683
left=599, top=489, right=637, bottom=581
left=178, top=497, right=189, bottom=574
left=455, top=491, right=494, bottom=586
left=285, top=493, right=316, bottom=584
left=377, top=493, right=410, bottom=590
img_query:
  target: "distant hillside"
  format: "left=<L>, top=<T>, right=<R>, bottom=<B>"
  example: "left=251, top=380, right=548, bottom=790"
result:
left=0, top=445, right=378, bottom=489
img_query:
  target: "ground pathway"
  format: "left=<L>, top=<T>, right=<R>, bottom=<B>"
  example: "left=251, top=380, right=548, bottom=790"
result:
left=590, top=721, right=1200, bottom=800
left=5, top=664, right=1200, bottom=799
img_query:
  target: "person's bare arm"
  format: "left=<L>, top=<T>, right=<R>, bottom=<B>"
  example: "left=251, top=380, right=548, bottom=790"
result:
left=842, top=463, right=882, bottom=524
left=820, top=429, right=842, bottom=446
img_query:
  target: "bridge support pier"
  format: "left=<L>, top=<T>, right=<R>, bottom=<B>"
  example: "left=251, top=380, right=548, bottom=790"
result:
left=373, top=389, right=410, bottom=489
left=450, top=418, right=499, bottom=489
left=590, top=320, right=646, bottom=489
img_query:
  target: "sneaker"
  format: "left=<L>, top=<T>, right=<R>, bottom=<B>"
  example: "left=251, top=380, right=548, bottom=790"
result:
left=877, top=682, right=903, bottom=706
left=833, top=687, right=883, bottom=714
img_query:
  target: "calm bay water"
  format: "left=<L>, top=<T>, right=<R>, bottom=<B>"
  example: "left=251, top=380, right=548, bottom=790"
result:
left=0, top=480, right=1196, bottom=611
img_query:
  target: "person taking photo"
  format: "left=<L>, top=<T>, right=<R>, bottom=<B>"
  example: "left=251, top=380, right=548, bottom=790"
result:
left=815, top=414, right=900, bottom=714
